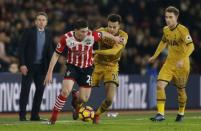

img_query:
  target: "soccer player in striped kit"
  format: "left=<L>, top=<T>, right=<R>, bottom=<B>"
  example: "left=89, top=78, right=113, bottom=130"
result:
left=44, top=19, right=123, bottom=124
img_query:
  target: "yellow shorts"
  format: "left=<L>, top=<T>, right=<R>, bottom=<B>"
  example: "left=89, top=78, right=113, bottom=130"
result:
left=158, top=63, right=190, bottom=87
left=92, top=64, right=119, bottom=87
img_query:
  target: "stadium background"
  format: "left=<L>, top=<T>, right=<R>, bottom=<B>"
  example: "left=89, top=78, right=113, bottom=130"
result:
left=0, top=0, right=201, bottom=112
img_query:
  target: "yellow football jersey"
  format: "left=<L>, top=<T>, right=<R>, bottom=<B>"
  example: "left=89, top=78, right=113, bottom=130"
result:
left=94, top=27, right=128, bottom=66
left=162, top=24, right=193, bottom=63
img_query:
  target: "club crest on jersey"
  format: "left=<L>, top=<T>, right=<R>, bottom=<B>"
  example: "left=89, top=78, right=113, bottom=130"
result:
left=70, top=42, right=74, bottom=46
left=67, top=39, right=76, bottom=47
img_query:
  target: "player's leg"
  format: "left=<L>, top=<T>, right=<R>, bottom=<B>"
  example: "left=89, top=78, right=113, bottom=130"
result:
left=95, top=82, right=117, bottom=115
left=49, top=79, right=74, bottom=124
left=72, top=87, right=92, bottom=120
left=71, top=66, right=94, bottom=120
left=150, top=64, right=172, bottom=121
left=174, top=68, right=189, bottom=122
left=49, top=64, right=79, bottom=124
left=175, top=87, right=187, bottom=122
left=150, top=80, right=168, bottom=121
left=93, top=68, right=118, bottom=124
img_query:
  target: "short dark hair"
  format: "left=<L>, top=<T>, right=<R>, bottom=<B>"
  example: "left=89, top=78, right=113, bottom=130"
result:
left=107, top=14, right=122, bottom=23
left=165, top=6, right=179, bottom=16
left=74, top=19, right=88, bottom=29
left=35, top=12, right=48, bottom=20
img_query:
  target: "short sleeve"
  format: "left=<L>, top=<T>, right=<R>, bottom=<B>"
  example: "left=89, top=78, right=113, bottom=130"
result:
left=92, top=31, right=102, bottom=42
left=55, top=35, right=67, bottom=54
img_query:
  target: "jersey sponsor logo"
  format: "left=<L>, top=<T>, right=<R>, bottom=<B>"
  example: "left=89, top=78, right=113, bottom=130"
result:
left=168, top=40, right=179, bottom=46
left=73, top=51, right=87, bottom=56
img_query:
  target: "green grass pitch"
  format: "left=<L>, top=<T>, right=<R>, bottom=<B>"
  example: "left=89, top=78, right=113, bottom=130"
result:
left=0, top=110, right=201, bottom=131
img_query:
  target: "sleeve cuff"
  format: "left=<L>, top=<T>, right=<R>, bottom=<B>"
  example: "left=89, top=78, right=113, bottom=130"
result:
left=55, top=49, right=62, bottom=54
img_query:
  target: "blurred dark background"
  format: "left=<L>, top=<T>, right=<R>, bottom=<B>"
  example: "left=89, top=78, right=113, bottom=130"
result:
left=0, top=0, right=200, bottom=74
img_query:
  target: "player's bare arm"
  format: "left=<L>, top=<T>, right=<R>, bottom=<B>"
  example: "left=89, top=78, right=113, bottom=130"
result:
left=44, top=52, right=60, bottom=85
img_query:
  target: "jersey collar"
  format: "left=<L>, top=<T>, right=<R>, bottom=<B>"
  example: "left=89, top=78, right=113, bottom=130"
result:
left=170, top=23, right=179, bottom=31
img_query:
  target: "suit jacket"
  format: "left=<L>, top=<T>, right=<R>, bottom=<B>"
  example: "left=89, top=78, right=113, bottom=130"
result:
left=19, top=27, right=53, bottom=74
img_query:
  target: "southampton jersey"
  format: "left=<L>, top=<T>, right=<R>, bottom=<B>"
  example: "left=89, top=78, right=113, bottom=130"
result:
left=56, top=31, right=101, bottom=68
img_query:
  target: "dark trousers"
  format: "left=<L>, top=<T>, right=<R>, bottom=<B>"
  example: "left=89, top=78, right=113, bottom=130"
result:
left=19, top=64, right=45, bottom=119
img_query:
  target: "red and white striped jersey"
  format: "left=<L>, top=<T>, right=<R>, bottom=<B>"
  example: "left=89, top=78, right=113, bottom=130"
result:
left=55, top=31, right=101, bottom=68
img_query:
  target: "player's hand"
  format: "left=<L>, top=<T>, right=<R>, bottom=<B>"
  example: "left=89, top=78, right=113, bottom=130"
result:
left=20, top=65, right=28, bottom=76
left=148, top=56, right=156, bottom=63
left=176, top=60, right=184, bottom=68
left=114, top=36, right=124, bottom=44
left=44, top=72, right=53, bottom=86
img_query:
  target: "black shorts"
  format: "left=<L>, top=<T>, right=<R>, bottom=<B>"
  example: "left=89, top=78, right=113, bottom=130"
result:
left=64, top=63, right=93, bottom=87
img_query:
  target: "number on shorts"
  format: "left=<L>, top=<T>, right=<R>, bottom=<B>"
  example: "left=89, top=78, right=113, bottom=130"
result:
left=112, top=73, right=118, bottom=81
left=86, top=75, right=92, bottom=85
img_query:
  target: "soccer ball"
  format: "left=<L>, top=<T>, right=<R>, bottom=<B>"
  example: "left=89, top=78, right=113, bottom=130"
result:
left=78, top=106, right=95, bottom=122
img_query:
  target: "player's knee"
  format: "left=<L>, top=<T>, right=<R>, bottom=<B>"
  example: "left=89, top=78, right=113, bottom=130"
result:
left=105, top=82, right=117, bottom=88
left=157, top=81, right=167, bottom=90
left=178, top=88, right=187, bottom=102
left=79, top=96, right=88, bottom=103
left=61, top=88, right=70, bottom=97
left=82, top=98, right=88, bottom=103
left=179, top=95, right=187, bottom=103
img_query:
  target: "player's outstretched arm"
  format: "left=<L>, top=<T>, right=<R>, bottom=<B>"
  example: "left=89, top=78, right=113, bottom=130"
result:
left=148, top=41, right=167, bottom=63
left=101, top=31, right=123, bottom=44
left=95, top=44, right=123, bottom=56
left=44, top=52, right=60, bottom=86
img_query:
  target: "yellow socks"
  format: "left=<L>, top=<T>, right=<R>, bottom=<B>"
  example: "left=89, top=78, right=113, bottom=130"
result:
left=157, top=101, right=165, bottom=115
left=156, top=87, right=166, bottom=115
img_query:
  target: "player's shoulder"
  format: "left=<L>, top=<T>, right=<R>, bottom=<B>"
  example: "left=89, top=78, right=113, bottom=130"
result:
left=177, top=24, right=189, bottom=32
left=63, top=31, right=74, bottom=38
left=119, top=30, right=128, bottom=38
left=96, top=27, right=106, bottom=32
left=59, top=31, right=73, bottom=42
left=162, top=26, right=169, bottom=33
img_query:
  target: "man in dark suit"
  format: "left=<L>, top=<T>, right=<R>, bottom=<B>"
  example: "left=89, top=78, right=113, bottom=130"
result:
left=19, top=12, right=53, bottom=121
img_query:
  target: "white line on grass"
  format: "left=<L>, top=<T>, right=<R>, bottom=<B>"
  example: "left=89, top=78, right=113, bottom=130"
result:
left=1, top=116, right=201, bottom=126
